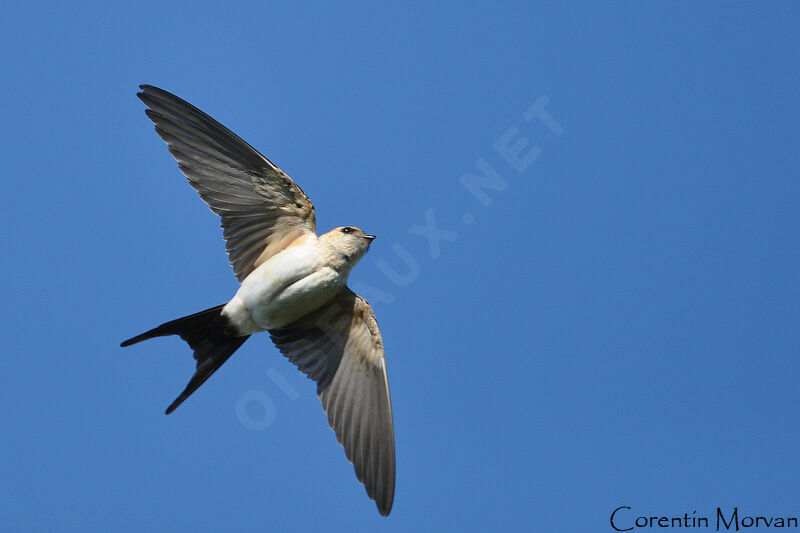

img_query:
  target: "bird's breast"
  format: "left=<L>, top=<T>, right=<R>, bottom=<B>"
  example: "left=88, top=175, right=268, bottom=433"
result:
left=222, top=244, right=347, bottom=333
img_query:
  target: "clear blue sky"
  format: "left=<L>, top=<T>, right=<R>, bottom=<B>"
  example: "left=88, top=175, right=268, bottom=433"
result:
left=2, top=2, right=799, bottom=531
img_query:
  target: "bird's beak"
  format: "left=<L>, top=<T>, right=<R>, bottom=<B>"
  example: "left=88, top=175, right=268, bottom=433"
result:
left=364, top=234, right=376, bottom=241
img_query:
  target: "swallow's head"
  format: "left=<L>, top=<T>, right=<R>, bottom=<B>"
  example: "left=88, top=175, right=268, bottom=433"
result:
left=322, top=226, right=376, bottom=263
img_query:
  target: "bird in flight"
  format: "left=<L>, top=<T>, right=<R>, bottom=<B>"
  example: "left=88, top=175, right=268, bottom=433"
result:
left=121, top=85, right=395, bottom=516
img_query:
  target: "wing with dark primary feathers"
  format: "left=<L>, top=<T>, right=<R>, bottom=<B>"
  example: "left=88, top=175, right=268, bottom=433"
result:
left=137, top=85, right=317, bottom=282
left=269, top=288, right=395, bottom=516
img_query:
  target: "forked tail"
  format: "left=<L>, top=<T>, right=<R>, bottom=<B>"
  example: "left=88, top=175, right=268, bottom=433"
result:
left=121, top=304, right=250, bottom=414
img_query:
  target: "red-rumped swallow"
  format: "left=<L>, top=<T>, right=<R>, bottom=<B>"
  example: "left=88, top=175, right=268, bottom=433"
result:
left=121, top=85, right=395, bottom=516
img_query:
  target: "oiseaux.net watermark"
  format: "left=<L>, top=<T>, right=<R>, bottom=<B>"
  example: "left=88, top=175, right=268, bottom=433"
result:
left=236, top=93, right=563, bottom=429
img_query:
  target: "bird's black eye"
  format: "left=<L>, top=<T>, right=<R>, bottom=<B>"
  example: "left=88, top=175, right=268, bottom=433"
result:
left=341, top=227, right=353, bottom=234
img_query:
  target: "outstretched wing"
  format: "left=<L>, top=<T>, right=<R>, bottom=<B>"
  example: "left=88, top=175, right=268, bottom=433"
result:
left=269, top=288, right=395, bottom=516
left=137, top=85, right=317, bottom=282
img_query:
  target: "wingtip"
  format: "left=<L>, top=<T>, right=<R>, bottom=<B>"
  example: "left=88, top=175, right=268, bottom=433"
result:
left=137, top=85, right=163, bottom=104
left=377, top=493, right=393, bottom=516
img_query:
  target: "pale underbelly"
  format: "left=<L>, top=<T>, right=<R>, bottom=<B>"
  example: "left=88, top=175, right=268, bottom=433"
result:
left=222, top=263, right=343, bottom=333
